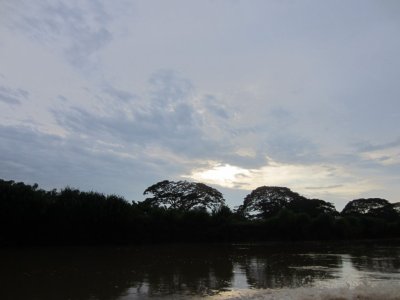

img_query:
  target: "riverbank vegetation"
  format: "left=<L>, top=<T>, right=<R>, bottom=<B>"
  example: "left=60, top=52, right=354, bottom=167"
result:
left=1, top=179, right=399, bottom=245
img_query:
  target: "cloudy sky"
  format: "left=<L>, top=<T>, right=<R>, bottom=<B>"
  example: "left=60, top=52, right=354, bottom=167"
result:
left=1, top=0, right=399, bottom=209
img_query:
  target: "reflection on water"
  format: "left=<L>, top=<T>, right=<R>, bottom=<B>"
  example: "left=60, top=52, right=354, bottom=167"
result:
left=235, top=250, right=340, bottom=289
left=0, top=241, right=399, bottom=299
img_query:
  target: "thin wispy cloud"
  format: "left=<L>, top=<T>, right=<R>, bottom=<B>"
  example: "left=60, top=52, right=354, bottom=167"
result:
left=0, top=86, right=28, bottom=105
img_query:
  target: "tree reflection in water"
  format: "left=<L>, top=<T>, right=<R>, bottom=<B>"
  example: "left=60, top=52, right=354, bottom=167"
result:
left=1, top=242, right=399, bottom=300
left=348, top=244, right=400, bottom=274
left=232, top=244, right=341, bottom=289
left=132, top=245, right=234, bottom=297
left=0, top=245, right=234, bottom=300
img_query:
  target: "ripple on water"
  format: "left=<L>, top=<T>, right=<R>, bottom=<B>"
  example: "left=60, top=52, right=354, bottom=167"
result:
left=209, top=281, right=400, bottom=300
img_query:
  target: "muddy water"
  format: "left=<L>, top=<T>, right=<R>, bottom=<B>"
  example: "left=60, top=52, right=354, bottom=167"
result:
left=1, top=241, right=399, bottom=299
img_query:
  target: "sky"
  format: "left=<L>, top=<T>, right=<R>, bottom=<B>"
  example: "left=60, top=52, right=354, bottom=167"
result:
left=1, top=0, right=399, bottom=210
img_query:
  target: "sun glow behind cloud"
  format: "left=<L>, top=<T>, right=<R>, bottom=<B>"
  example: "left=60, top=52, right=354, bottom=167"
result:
left=187, top=159, right=380, bottom=201
left=187, top=163, right=251, bottom=188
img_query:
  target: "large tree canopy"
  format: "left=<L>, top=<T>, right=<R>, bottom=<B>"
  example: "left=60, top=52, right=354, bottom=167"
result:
left=143, top=180, right=225, bottom=211
left=341, top=198, right=398, bottom=220
left=237, top=186, right=306, bottom=219
left=237, top=186, right=338, bottom=219
left=341, top=198, right=389, bottom=215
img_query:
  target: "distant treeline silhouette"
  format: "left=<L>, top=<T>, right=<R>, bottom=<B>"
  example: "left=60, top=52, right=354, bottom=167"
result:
left=1, top=179, right=399, bottom=245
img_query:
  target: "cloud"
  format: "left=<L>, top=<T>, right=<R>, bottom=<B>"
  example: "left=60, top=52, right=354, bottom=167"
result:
left=264, top=134, right=320, bottom=164
left=356, top=137, right=400, bottom=152
left=51, top=70, right=323, bottom=174
left=0, top=86, right=28, bottom=105
left=5, top=0, right=113, bottom=70
left=356, top=137, right=400, bottom=166
left=305, top=185, right=344, bottom=190
left=53, top=71, right=207, bottom=152
left=0, top=124, right=177, bottom=199
left=361, top=147, right=400, bottom=166
left=201, top=95, right=230, bottom=119
left=102, top=84, right=136, bottom=103
left=1, top=1, right=400, bottom=209
left=185, top=163, right=251, bottom=189
left=186, top=159, right=379, bottom=201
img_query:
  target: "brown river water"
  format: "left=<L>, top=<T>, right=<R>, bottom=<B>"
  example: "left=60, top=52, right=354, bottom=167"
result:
left=1, top=240, right=399, bottom=299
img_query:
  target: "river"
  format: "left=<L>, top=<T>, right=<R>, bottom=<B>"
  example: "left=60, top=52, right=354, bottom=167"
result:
left=1, top=240, right=399, bottom=299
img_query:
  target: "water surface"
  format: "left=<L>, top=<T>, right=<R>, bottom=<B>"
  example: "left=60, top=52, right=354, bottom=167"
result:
left=1, top=241, right=399, bottom=299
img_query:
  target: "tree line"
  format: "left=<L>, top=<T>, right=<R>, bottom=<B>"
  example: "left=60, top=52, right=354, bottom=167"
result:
left=0, top=178, right=399, bottom=245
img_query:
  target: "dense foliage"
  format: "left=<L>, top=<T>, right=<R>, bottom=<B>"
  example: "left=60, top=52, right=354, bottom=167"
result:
left=143, top=180, right=225, bottom=211
left=341, top=198, right=398, bottom=221
left=0, top=179, right=399, bottom=245
left=236, top=186, right=338, bottom=219
left=237, top=186, right=305, bottom=219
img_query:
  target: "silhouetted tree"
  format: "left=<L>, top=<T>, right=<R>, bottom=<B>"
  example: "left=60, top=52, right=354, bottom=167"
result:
left=1, top=178, right=399, bottom=244
left=143, top=180, right=225, bottom=211
left=287, top=198, right=338, bottom=217
left=309, top=213, right=336, bottom=240
left=212, top=205, right=234, bottom=220
left=237, top=186, right=306, bottom=219
left=341, top=198, right=398, bottom=220
left=393, top=203, right=400, bottom=214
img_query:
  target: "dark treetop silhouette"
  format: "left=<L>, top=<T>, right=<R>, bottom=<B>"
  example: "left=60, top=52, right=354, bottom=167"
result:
left=0, top=178, right=399, bottom=245
left=341, top=198, right=399, bottom=221
left=143, top=180, right=225, bottom=211
left=237, top=186, right=324, bottom=219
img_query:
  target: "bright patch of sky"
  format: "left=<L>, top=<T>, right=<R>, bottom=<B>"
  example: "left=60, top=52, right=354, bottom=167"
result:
left=1, top=0, right=400, bottom=209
